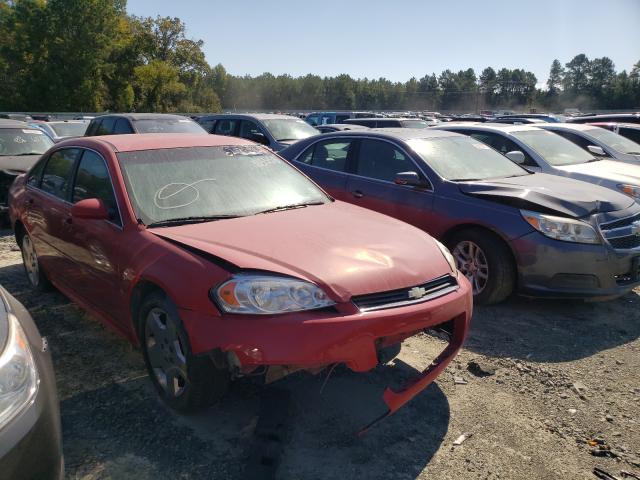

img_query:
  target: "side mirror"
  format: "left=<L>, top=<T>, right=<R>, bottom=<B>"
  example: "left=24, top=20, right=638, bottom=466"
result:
left=250, top=132, right=270, bottom=146
left=71, top=198, right=109, bottom=220
left=587, top=145, right=606, bottom=156
left=394, top=171, right=428, bottom=188
left=505, top=150, right=526, bottom=164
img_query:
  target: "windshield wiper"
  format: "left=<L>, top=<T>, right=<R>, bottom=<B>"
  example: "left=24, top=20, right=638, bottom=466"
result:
left=146, top=215, right=240, bottom=228
left=275, top=138, right=298, bottom=142
left=448, top=178, right=483, bottom=182
left=255, top=201, right=325, bottom=215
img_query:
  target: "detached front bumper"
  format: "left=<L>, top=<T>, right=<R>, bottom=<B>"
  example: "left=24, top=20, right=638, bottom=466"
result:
left=181, top=274, right=472, bottom=421
left=512, top=232, right=640, bottom=300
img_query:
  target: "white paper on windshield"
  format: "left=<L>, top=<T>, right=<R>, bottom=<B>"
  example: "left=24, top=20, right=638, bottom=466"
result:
left=24, top=129, right=43, bottom=134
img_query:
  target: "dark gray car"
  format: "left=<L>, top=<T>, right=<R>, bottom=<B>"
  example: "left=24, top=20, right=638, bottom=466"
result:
left=196, top=113, right=319, bottom=151
left=85, top=113, right=206, bottom=136
left=0, top=120, right=54, bottom=216
left=0, top=286, right=63, bottom=479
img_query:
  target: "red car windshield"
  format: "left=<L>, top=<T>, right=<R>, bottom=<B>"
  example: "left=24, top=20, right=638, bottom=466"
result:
left=117, top=145, right=329, bottom=225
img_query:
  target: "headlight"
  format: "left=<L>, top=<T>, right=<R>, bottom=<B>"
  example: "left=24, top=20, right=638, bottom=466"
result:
left=0, top=313, right=38, bottom=427
left=213, top=274, right=335, bottom=314
left=434, top=239, right=458, bottom=274
left=617, top=184, right=640, bottom=199
left=521, top=210, right=600, bottom=244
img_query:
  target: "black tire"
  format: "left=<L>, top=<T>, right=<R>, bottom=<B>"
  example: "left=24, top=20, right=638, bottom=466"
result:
left=19, top=232, right=52, bottom=292
left=139, top=292, right=229, bottom=412
left=448, top=229, right=516, bottom=305
left=377, top=342, right=401, bottom=365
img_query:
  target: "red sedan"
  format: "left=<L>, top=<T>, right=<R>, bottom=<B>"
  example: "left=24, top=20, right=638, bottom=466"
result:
left=8, top=134, right=471, bottom=427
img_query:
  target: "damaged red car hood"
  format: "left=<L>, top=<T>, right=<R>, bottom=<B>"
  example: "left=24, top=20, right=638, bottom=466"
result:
left=149, top=201, right=450, bottom=301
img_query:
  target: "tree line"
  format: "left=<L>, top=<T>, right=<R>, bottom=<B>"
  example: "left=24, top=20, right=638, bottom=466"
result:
left=1, top=0, right=639, bottom=113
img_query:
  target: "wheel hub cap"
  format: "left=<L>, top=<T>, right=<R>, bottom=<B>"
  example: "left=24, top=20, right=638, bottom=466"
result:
left=453, top=241, right=489, bottom=295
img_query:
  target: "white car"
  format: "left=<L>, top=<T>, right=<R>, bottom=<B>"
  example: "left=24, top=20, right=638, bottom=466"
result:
left=434, top=123, right=640, bottom=203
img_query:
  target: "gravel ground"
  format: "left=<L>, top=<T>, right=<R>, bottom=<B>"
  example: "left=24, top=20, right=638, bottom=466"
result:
left=1, top=230, right=639, bottom=480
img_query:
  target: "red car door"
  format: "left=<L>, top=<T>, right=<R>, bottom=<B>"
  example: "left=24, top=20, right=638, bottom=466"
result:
left=64, top=149, right=130, bottom=328
left=345, top=138, right=436, bottom=232
left=26, top=148, right=82, bottom=286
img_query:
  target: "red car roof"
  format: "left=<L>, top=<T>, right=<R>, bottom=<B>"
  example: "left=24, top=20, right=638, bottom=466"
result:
left=57, top=134, right=254, bottom=152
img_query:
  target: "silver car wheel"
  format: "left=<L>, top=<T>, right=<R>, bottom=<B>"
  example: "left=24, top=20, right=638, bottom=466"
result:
left=21, top=234, right=39, bottom=287
left=452, top=240, right=489, bottom=294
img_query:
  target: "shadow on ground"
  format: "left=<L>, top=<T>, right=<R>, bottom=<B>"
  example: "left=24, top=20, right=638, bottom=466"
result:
left=466, top=291, right=640, bottom=363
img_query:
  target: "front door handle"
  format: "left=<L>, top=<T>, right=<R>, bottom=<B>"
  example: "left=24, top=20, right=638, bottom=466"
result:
left=352, top=190, right=364, bottom=199
left=64, top=216, right=73, bottom=225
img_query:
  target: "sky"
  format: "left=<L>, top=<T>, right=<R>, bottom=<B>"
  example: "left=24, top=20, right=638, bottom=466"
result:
left=126, top=0, right=640, bottom=87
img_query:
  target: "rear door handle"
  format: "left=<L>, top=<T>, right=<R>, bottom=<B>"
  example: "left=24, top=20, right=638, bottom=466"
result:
left=25, top=198, right=34, bottom=206
left=352, top=190, right=364, bottom=199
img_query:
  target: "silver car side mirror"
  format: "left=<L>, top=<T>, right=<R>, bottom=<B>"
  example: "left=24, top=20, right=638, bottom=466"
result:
left=587, top=145, right=606, bottom=156
left=505, top=151, right=526, bottom=164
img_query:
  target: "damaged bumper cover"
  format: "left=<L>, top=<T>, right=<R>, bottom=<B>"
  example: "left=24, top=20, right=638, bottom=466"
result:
left=180, top=274, right=472, bottom=426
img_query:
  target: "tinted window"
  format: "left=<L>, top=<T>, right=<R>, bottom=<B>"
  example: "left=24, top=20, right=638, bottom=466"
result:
left=262, top=119, right=318, bottom=141
left=239, top=121, right=262, bottom=139
left=73, top=150, right=120, bottom=224
left=41, top=149, right=80, bottom=200
left=335, top=115, right=350, bottom=123
left=213, top=119, right=238, bottom=136
left=620, top=127, right=640, bottom=145
left=298, top=140, right=352, bottom=172
left=113, top=119, right=134, bottom=135
left=27, top=156, right=47, bottom=187
left=356, top=140, right=414, bottom=182
left=584, top=127, right=640, bottom=154
left=305, top=115, right=320, bottom=126
left=97, top=117, right=116, bottom=135
left=198, top=119, right=216, bottom=133
left=468, top=132, right=535, bottom=165
left=86, top=119, right=101, bottom=136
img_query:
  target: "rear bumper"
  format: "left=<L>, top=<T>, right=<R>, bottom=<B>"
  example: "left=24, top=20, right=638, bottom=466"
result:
left=180, top=274, right=472, bottom=417
left=511, top=232, right=640, bottom=300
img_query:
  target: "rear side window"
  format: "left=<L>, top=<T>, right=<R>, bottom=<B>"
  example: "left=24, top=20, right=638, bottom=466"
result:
left=620, top=127, right=640, bottom=144
left=298, top=139, right=353, bottom=172
left=239, top=121, right=262, bottom=139
left=97, top=117, right=116, bottom=135
left=356, top=139, right=413, bottom=182
left=198, top=119, right=216, bottom=133
left=86, top=119, right=101, bottom=136
left=213, top=119, right=238, bottom=136
left=41, top=149, right=80, bottom=200
left=73, top=150, right=121, bottom=225
left=113, top=119, right=134, bottom=134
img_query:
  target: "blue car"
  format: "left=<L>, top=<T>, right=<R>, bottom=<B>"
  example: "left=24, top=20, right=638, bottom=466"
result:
left=280, top=129, right=640, bottom=304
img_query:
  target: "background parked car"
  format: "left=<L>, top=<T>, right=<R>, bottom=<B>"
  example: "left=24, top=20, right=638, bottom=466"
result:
left=537, top=123, right=640, bottom=164
left=304, top=111, right=382, bottom=126
left=436, top=123, right=640, bottom=203
left=589, top=122, right=640, bottom=144
left=0, top=114, right=33, bottom=122
left=316, top=124, right=370, bottom=133
left=567, top=113, right=640, bottom=124
left=495, top=114, right=561, bottom=122
left=85, top=113, right=206, bottom=136
left=28, top=120, right=89, bottom=143
left=0, top=120, right=54, bottom=217
left=0, top=286, right=63, bottom=480
left=195, top=113, right=319, bottom=151
left=490, top=118, right=545, bottom=125
left=343, top=117, right=431, bottom=128
left=280, top=129, right=640, bottom=304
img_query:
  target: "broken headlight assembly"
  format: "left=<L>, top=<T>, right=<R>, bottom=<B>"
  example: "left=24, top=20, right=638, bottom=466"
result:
left=213, top=274, right=335, bottom=314
left=521, top=210, right=600, bottom=244
left=0, top=308, right=38, bottom=428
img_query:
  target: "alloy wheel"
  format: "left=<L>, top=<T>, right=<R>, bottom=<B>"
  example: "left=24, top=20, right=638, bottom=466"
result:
left=145, top=307, right=188, bottom=398
left=21, top=235, right=39, bottom=287
left=452, top=240, right=489, bottom=294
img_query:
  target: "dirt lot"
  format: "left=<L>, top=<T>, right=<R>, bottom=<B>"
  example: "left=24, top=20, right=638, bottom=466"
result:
left=1, top=230, right=639, bottom=480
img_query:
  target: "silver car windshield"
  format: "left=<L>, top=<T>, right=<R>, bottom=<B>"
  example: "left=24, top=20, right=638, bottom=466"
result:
left=409, top=136, right=529, bottom=181
left=585, top=127, right=640, bottom=155
left=511, top=130, right=594, bottom=166
left=49, top=122, right=88, bottom=138
left=0, top=129, right=53, bottom=156
left=117, top=145, right=329, bottom=225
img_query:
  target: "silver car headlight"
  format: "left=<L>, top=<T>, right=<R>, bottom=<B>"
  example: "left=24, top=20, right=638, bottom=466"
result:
left=521, top=210, right=601, bottom=244
left=214, top=274, right=335, bottom=314
left=617, top=184, right=640, bottom=199
left=0, top=313, right=38, bottom=427
left=434, top=239, right=458, bottom=274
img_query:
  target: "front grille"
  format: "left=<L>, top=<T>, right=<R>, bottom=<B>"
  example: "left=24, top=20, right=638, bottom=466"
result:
left=609, top=236, right=640, bottom=249
left=599, top=213, right=640, bottom=251
left=600, top=212, right=640, bottom=230
left=352, top=274, right=458, bottom=312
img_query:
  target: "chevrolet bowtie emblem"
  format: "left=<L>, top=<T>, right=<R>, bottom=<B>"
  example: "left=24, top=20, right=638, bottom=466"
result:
left=408, top=286, right=427, bottom=299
